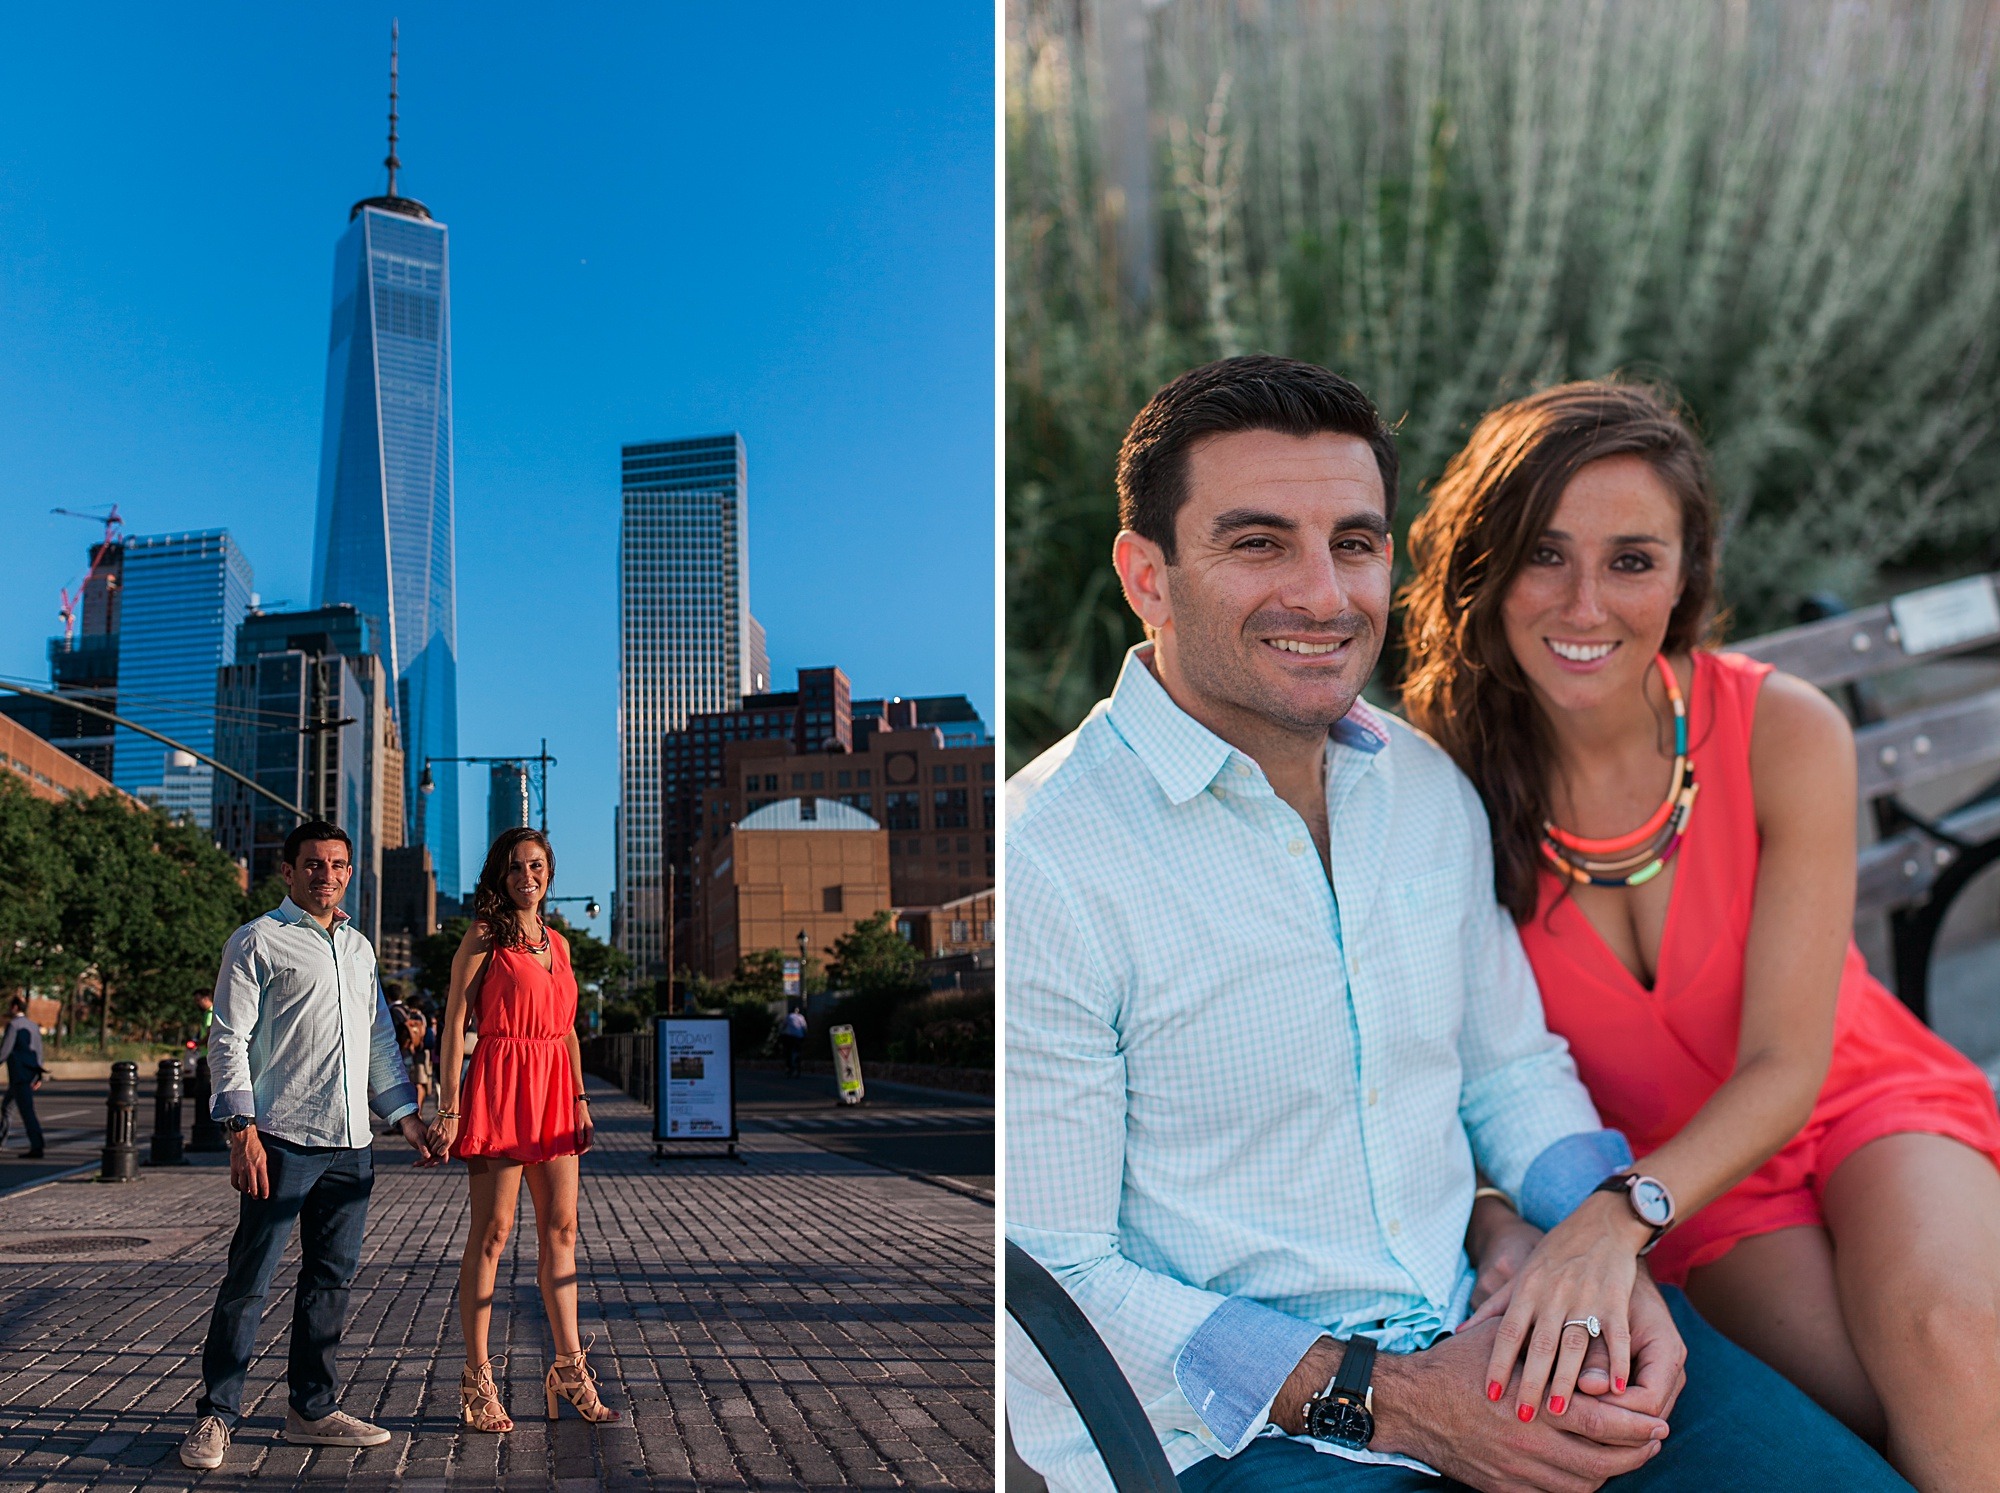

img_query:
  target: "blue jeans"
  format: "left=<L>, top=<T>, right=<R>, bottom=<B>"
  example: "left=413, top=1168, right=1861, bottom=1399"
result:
left=2, top=1063, right=41, bottom=1151
left=196, top=1136, right=374, bottom=1425
left=1179, top=1289, right=1910, bottom=1492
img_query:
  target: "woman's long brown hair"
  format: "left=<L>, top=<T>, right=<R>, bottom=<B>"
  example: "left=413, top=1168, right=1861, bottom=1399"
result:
left=1399, top=380, right=1720, bottom=923
left=472, top=827, right=556, bottom=950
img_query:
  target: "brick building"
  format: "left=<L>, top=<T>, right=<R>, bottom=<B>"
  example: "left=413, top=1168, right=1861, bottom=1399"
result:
left=690, top=797, right=892, bottom=979
left=0, top=712, right=126, bottom=803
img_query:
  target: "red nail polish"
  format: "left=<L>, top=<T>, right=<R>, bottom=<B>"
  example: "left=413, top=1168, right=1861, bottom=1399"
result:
left=1549, top=1396, right=1566, bottom=1414
left=1518, top=1404, right=1535, bottom=1423
left=1614, top=1377, right=1627, bottom=1394
left=1487, top=1381, right=1503, bottom=1402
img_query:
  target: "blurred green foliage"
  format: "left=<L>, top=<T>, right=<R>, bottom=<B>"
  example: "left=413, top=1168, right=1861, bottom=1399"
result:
left=1008, top=0, right=2000, bottom=765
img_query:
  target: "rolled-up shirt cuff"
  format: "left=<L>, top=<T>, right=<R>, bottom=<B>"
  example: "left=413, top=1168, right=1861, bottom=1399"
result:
left=371, top=1083, right=419, bottom=1125
left=212, top=1089, right=255, bottom=1121
left=1173, top=1297, right=1329, bottom=1455
left=1519, top=1129, right=1633, bottom=1231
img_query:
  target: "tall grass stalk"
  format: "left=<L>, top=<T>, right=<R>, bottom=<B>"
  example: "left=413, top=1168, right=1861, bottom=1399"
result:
left=1008, top=0, right=2000, bottom=765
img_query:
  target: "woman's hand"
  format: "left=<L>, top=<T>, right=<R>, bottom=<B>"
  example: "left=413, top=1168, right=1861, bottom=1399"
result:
left=1480, top=1192, right=1648, bottom=1422
left=575, top=1097, right=594, bottom=1153
left=426, top=1112, right=459, bottom=1157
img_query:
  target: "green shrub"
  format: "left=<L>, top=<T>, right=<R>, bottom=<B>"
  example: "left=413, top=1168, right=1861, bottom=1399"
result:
left=1009, top=0, right=2000, bottom=764
left=887, top=989, right=994, bottom=1070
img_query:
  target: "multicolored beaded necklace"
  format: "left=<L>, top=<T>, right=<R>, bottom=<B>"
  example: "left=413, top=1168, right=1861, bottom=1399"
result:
left=1540, top=653, right=1699, bottom=889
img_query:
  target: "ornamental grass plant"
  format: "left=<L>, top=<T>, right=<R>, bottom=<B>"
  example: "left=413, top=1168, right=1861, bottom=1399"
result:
left=1007, top=0, right=2000, bottom=765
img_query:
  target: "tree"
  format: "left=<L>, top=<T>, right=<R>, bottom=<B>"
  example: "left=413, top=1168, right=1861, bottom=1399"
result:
left=415, top=917, right=473, bottom=1006
left=827, top=912, right=922, bottom=997
left=46, top=792, right=245, bottom=1046
left=551, top=913, right=629, bottom=1033
left=0, top=777, right=71, bottom=1001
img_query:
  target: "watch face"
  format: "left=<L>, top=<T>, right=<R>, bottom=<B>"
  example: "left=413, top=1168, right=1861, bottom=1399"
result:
left=1306, top=1394, right=1374, bottom=1449
left=1630, top=1177, right=1673, bottom=1227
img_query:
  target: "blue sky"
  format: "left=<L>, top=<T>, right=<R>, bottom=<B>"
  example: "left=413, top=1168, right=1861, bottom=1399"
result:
left=0, top=5, right=995, bottom=928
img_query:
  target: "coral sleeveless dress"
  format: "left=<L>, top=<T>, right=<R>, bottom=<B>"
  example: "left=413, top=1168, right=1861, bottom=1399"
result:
left=452, top=934, right=582, bottom=1164
left=1520, top=649, right=2000, bottom=1284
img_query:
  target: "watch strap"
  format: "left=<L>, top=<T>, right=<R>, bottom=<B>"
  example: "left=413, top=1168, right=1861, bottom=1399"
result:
left=1331, top=1334, right=1376, bottom=1399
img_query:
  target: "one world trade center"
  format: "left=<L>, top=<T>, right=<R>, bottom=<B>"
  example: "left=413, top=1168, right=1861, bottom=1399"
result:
left=311, top=34, right=460, bottom=894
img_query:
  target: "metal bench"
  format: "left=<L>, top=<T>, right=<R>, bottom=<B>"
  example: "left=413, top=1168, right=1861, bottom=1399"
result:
left=1734, top=571, right=2000, bottom=1024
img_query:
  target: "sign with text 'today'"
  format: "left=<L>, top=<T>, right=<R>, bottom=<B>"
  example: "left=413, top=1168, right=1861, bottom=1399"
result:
left=654, top=1016, right=736, bottom=1141
left=830, top=1024, right=865, bottom=1105
left=782, top=958, right=802, bottom=1000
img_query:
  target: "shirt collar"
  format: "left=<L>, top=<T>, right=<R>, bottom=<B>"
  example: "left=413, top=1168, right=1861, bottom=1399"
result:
left=1105, top=644, right=1388, bottom=806
left=273, top=896, right=350, bottom=932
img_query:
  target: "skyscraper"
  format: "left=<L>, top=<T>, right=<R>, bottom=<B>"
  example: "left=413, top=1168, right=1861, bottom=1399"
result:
left=615, top=433, right=758, bottom=981
left=112, top=531, right=254, bottom=827
left=311, top=34, right=460, bottom=893
left=213, top=605, right=404, bottom=941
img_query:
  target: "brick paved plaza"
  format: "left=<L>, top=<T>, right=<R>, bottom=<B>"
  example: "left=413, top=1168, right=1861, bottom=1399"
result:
left=0, top=1079, right=994, bottom=1490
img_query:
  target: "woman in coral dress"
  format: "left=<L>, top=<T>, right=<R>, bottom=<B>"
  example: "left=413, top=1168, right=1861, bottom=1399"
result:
left=1401, top=380, right=2000, bottom=1490
left=429, top=827, right=620, bottom=1433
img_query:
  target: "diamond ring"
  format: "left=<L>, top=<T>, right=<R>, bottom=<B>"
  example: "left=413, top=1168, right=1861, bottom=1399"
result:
left=1562, top=1316, right=1602, bottom=1338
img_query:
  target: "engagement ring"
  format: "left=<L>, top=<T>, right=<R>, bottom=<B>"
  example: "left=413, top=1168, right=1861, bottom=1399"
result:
left=1562, top=1316, right=1602, bottom=1338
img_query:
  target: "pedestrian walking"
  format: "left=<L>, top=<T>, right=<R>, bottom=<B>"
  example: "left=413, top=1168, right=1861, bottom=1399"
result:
left=428, top=827, right=621, bottom=1432
left=179, top=819, right=442, bottom=1471
left=0, top=997, right=48, bottom=1158
left=780, top=1004, right=808, bottom=1078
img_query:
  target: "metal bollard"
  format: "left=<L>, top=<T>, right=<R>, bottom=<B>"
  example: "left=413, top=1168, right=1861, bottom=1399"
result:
left=99, top=1060, right=139, bottom=1183
left=148, top=1057, right=187, bottom=1166
left=187, top=1056, right=227, bottom=1152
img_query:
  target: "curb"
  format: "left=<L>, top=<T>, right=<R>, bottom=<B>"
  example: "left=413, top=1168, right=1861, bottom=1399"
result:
left=0, top=1161, right=102, bottom=1200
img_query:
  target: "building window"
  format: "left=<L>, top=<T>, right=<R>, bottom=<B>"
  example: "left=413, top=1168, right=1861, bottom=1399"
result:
left=932, top=765, right=948, bottom=783
left=982, top=763, right=995, bottom=780
left=950, top=920, right=969, bottom=943
left=884, top=791, right=920, bottom=830
left=857, top=769, right=871, bottom=786
left=765, top=774, right=778, bottom=790
left=791, top=773, right=805, bottom=789
left=936, top=836, right=950, bottom=852
left=934, top=788, right=969, bottom=828
left=958, top=860, right=970, bottom=876
left=800, top=799, right=818, bottom=822
left=982, top=788, right=994, bottom=826
left=811, top=771, right=825, bottom=789
left=823, top=885, right=843, bottom=913
left=953, top=764, right=967, bottom=782
left=837, top=770, right=851, bottom=787
left=957, top=836, right=970, bottom=853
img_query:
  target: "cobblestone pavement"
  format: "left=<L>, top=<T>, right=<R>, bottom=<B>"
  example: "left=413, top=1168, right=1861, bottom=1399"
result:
left=0, top=1079, right=994, bottom=1490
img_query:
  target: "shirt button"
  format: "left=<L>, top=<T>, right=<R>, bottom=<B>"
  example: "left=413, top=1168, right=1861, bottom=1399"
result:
left=1212, top=786, right=1227, bottom=801
left=1366, top=1087, right=1379, bottom=1107
left=1236, top=761, right=1252, bottom=777
left=1388, top=1219, right=1402, bottom=1237
left=1288, top=839, right=1305, bottom=856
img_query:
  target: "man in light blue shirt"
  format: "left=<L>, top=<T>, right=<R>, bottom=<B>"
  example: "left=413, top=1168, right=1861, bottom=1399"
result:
left=1006, top=357, right=1906, bottom=1492
left=180, top=819, right=441, bottom=1471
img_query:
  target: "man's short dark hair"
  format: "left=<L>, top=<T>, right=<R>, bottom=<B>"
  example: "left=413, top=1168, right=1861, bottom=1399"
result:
left=1117, top=354, right=1400, bottom=561
left=282, top=820, right=353, bottom=867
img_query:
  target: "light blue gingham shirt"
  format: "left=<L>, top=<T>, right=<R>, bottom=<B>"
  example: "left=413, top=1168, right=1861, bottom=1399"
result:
left=209, top=897, right=418, bottom=1149
left=1006, top=648, right=1628, bottom=1491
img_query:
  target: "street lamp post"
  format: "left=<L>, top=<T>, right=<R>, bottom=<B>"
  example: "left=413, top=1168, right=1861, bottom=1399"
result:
left=418, top=739, right=558, bottom=846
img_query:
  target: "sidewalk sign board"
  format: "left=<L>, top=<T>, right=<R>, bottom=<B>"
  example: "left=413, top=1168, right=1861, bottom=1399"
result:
left=652, top=1015, right=741, bottom=1162
left=782, top=958, right=802, bottom=1000
left=830, top=1024, right=865, bottom=1106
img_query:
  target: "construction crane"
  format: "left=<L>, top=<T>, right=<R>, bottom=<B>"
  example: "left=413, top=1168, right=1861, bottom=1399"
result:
left=50, top=505, right=125, bottom=644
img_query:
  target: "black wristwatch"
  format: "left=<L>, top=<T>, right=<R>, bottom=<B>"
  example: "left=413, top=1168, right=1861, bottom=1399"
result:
left=223, top=1114, right=255, bottom=1134
left=1593, top=1171, right=1675, bottom=1254
left=1301, top=1335, right=1377, bottom=1449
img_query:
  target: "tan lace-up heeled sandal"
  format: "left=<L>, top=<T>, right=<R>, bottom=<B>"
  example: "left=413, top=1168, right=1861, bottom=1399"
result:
left=460, top=1356, right=513, bottom=1433
left=545, top=1336, right=621, bottom=1423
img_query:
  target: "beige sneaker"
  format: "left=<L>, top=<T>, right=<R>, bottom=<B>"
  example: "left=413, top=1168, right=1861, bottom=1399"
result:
left=282, top=1406, right=392, bottom=1447
left=179, top=1414, right=230, bottom=1469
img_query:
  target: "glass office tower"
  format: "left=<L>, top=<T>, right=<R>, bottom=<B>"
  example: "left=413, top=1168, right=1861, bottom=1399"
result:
left=616, top=433, right=756, bottom=982
left=311, top=184, right=459, bottom=894
left=112, top=531, right=254, bottom=828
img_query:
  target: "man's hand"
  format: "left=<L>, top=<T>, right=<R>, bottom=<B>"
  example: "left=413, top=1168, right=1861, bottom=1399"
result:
left=399, top=1114, right=444, bottom=1166
left=1580, top=1268, right=1688, bottom=1421
left=1468, top=1206, right=1543, bottom=1315
left=1371, top=1315, right=1668, bottom=1493
left=229, top=1126, right=269, bottom=1198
